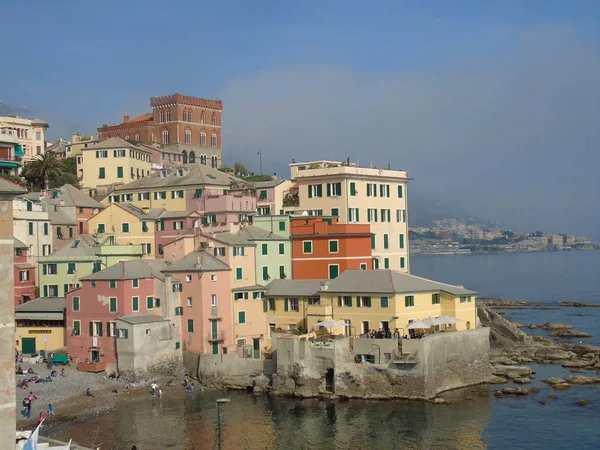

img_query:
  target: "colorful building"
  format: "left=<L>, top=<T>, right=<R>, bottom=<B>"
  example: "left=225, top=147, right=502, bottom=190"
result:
left=162, top=251, right=231, bottom=355
left=97, top=93, right=223, bottom=168
left=236, top=225, right=291, bottom=284
left=263, top=270, right=477, bottom=343
left=14, top=238, right=36, bottom=306
left=38, top=234, right=144, bottom=298
left=0, top=131, right=22, bottom=175
left=155, top=210, right=201, bottom=258
left=48, top=209, right=77, bottom=251
left=42, top=184, right=105, bottom=235
left=15, top=297, right=66, bottom=354
left=78, top=138, right=153, bottom=192
left=88, top=203, right=160, bottom=257
left=254, top=179, right=296, bottom=216
left=290, top=160, right=410, bottom=272
left=290, top=216, right=372, bottom=279
left=0, top=115, right=48, bottom=161
left=66, top=260, right=171, bottom=364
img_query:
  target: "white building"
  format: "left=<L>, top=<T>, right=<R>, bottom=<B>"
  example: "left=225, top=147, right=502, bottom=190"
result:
left=0, top=115, right=49, bottom=161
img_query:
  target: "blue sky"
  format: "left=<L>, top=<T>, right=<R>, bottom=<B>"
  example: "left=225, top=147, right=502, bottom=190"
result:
left=3, top=1, right=600, bottom=239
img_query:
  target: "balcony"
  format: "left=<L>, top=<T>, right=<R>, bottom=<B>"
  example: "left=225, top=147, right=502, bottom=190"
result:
left=207, top=330, right=226, bottom=343
left=282, top=192, right=299, bottom=207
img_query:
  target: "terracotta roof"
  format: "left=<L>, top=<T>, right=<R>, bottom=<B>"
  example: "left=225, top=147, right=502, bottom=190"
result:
left=128, top=113, right=153, bottom=123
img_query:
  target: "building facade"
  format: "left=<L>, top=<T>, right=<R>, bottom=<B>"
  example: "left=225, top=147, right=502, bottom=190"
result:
left=0, top=115, right=48, bottom=161
left=14, top=238, right=36, bottom=305
left=254, top=179, right=297, bottom=216
left=97, top=93, right=223, bottom=168
left=0, top=131, right=22, bottom=175
left=290, top=216, right=372, bottom=279
left=290, top=160, right=410, bottom=272
left=15, top=297, right=66, bottom=354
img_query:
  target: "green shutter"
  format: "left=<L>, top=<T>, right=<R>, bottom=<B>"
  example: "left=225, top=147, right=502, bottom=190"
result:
left=405, top=296, right=409, bottom=307
left=28, top=222, right=33, bottom=235
left=110, top=297, right=117, bottom=312
left=175, top=342, right=180, bottom=349
left=399, top=234, right=405, bottom=249
left=384, top=258, right=389, bottom=269
left=133, top=279, right=139, bottom=288
left=381, top=296, right=388, bottom=308
left=279, top=265, right=285, bottom=279
left=239, top=311, right=246, bottom=324
left=171, top=190, right=175, bottom=199
left=278, top=221, right=285, bottom=231
left=99, top=167, right=105, bottom=178
left=89, top=322, right=94, bottom=336
left=278, top=243, right=284, bottom=255
left=348, top=297, right=353, bottom=307
left=236, top=268, right=242, bottom=280
left=336, top=182, right=341, bottom=194
left=331, top=208, right=339, bottom=217
left=284, top=299, right=289, bottom=312
left=262, top=266, right=269, bottom=280
left=308, top=185, right=313, bottom=198
left=43, top=264, right=47, bottom=275
left=327, top=183, right=331, bottom=197
left=263, top=299, right=268, bottom=312
left=69, top=227, right=73, bottom=238
left=356, top=208, right=359, bottom=221
left=400, top=257, right=405, bottom=269
left=384, top=234, right=389, bottom=249
left=303, top=241, right=312, bottom=253
left=317, top=184, right=322, bottom=197
left=371, top=234, right=376, bottom=250
left=147, top=296, right=153, bottom=309
left=398, top=185, right=403, bottom=198
left=133, top=297, right=139, bottom=311
left=64, top=284, right=69, bottom=295
left=43, top=285, right=48, bottom=297
left=350, top=182, right=356, bottom=196
left=338, top=296, right=342, bottom=306
left=73, top=297, right=80, bottom=311
left=98, top=322, right=103, bottom=337
left=262, top=243, right=268, bottom=255
left=329, top=240, right=338, bottom=253
left=117, top=167, right=123, bottom=178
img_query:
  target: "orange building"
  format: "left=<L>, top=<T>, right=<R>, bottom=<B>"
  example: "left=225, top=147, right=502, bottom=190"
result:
left=290, top=216, right=372, bottom=280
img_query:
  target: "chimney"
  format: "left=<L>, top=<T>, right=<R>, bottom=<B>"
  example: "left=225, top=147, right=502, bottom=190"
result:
left=124, top=115, right=130, bottom=123
left=320, top=281, right=329, bottom=291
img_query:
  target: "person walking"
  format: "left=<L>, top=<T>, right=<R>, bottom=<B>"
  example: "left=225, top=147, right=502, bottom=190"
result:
left=151, top=381, right=158, bottom=397
left=26, top=399, right=32, bottom=419
left=48, top=403, right=55, bottom=416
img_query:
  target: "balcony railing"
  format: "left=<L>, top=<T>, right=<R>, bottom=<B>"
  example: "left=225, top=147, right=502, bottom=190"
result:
left=206, top=330, right=226, bottom=343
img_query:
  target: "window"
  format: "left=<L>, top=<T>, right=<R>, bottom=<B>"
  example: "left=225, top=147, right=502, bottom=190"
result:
left=28, top=222, right=34, bottom=235
left=350, top=182, right=357, bottom=196
left=366, top=183, right=377, bottom=197
left=110, top=280, right=117, bottom=289
left=131, top=296, right=139, bottom=311
left=380, top=184, right=390, bottom=197
left=357, top=296, right=372, bottom=307
left=200, top=112, right=205, bottom=124
left=121, top=223, right=130, bottom=233
left=262, top=266, right=269, bottom=281
left=371, top=234, right=376, bottom=250
left=400, top=257, right=406, bottom=269
left=172, top=190, right=184, bottom=199
left=331, top=208, right=339, bottom=217
left=187, top=297, right=193, bottom=307
left=396, top=209, right=406, bottom=223
left=72, top=297, right=80, bottom=311
left=19, top=270, right=29, bottom=281
left=146, top=296, right=154, bottom=309
left=211, top=274, right=217, bottom=282
left=360, top=263, right=367, bottom=270
left=279, top=265, right=286, bottom=279
left=96, top=223, right=105, bottom=234
left=328, top=264, right=339, bottom=279
left=67, top=263, right=76, bottom=274
left=383, top=234, right=389, bottom=249
left=233, top=246, right=245, bottom=256
left=278, top=221, right=286, bottom=231
left=380, top=296, right=389, bottom=308
left=214, top=247, right=226, bottom=257
left=405, top=295, right=415, bottom=307
left=263, top=298, right=276, bottom=312
left=160, top=111, right=165, bottom=123
left=211, top=294, right=217, bottom=306
left=367, top=209, right=378, bottom=223
left=327, top=182, right=342, bottom=197
left=238, top=311, right=246, bottom=324
left=398, top=185, right=403, bottom=198
left=113, top=149, right=126, bottom=158
left=200, top=132, right=206, bottom=146
left=143, top=243, right=152, bottom=255
left=338, top=296, right=352, bottom=307
left=162, top=129, right=169, bottom=144
left=348, top=208, right=359, bottom=222
left=384, top=258, right=390, bottom=269
left=107, top=322, right=117, bottom=337
left=166, top=111, right=171, bottom=121
left=308, top=184, right=322, bottom=198
left=236, top=268, right=243, bottom=280
left=399, top=234, right=405, bottom=249
left=187, top=319, right=194, bottom=332
left=460, top=296, right=472, bottom=303
left=185, top=130, right=191, bottom=144
left=90, top=321, right=103, bottom=337
left=211, top=133, right=217, bottom=147
left=117, top=167, right=123, bottom=178
left=329, top=240, right=339, bottom=253
left=175, top=307, right=183, bottom=316
left=284, top=298, right=299, bottom=312
left=174, top=221, right=184, bottom=230
left=373, top=257, right=379, bottom=269
left=109, top=297, right=117, bottom=312
left=380, top=209, right=391, bottom=222
left=212, top=113, right=217, bottom=125
left=73, top=320, right=81, bottom=336
left=44, top=264, right=57, bottom=275
left=308, top=209, right=323, bottom=216
left=235, top=292, right=249, bottom=300
left=43, top=223, right=49, bottom=235
left=172, top=283, right=182, bottom=292
left=98, top=167, right=105, bottom=179
left=302, top=241, right=312, bottom=254
left=184, top=274, right=192, bottom=283
left=96, top=150, right=108, bottom=158
left=432, top=294, right=441, bottom=304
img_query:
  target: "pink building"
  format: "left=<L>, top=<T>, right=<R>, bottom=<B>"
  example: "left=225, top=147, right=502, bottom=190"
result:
left=66, top=260, right=169, bottom=364
left=14, top=238, right=36, bottom=306
left=155, top=210, right=201, bottom=258
left=186, top=187, right=256, bottom=224
left=162, top=251, right=232, bottom=355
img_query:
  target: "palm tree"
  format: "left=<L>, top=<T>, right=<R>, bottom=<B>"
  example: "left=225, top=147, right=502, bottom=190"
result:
left=24, top=152, right=64, bottom=190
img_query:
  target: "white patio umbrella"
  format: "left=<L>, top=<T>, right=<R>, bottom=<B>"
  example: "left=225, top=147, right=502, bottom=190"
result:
left=428, top=317, right=447, bottom=326
left=317, top=320, right=347, bottom=328
left=407, top=319, right=433, bottom=330
left=438, top=316, right=463, bottom=325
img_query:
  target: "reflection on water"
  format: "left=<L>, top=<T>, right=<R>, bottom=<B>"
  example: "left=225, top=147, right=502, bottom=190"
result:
left=49, top=387, right=492, bottom=450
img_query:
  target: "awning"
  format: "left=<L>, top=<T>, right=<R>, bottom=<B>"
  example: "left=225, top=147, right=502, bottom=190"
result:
left=317, top=320, right=347, bottom=328
left=15, top=144, right=24, bottom=157
left=0, top=160, right=20, bottom=168
left=15, top=263, right=35, bottom=269
left=407, top=319, right=434, bottom=330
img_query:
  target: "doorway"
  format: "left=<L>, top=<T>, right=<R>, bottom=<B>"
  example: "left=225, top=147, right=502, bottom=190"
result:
left=91, top=350, right=100, bottom=363
left=22, top=337, right=36, bottom=355
left=253, top=338, right=260, bottom=359
left=380, top=321, right=390, bottom=334
left=325, top=368, right=335, bottom=393
left=361, top=321, right=370, bottom=335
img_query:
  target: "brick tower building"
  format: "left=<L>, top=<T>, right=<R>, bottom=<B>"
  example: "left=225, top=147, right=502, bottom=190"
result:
left=97, top=93, right=223, bottom=168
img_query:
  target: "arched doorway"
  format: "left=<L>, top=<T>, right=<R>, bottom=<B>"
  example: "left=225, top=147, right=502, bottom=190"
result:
left=182, top=150, right=188, bottom=164
left=189, top=151, right=196, bottom=163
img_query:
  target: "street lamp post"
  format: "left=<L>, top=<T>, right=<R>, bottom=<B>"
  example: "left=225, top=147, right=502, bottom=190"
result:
left=216, top=398, right=231, bottom=450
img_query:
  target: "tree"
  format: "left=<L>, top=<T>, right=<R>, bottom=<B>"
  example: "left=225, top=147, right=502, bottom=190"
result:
left=234, top=161, right=250, bottom=176
left=22, top=152, right=64, bottom=190
left=49, top=172, right=79, bottom=189
left=61, top=156, right=77, bottom=175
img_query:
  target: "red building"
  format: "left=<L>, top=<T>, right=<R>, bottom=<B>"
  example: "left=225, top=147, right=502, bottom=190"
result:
left=97, top=93, right=223, bottom=167
left=66, top=260, right=169, bottom=364
left=290, top=217, right=373, bottom=280
left=14, top=238, right=36, bottom=305
left=155, top=211, right=201, bottom=259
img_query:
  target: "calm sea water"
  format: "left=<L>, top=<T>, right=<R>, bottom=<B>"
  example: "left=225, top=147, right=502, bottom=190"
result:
left=49, top=251, right=600, bottom=450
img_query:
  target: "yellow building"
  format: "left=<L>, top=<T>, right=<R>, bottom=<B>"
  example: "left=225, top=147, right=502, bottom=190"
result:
left=79, top=137, right=153, bottom=192
left=15, top=297, right=66, bottom=354
left=290, top=160, right=410, bottom=272
left=87, top=203, right=161, bottom=257
left=263, top=270, right=477, bottom=346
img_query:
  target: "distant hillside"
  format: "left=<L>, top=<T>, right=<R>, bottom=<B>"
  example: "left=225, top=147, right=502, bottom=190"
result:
left=0, top=101, right=82, bottom=140
left=408, top=192, right=493, bottom=228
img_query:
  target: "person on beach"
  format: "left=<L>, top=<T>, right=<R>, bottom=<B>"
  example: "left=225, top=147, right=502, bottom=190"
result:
left=158, top=389, right=163, bottom=398
left=86, top=388, right=95, bottom=397
left=151, top=381, right=158, bottom=397
left=26, top=399, right=32, bottom=419
left=48, top=404, right=54, bottom=416
left=39, top=412, right=46, bottom=423
left=28, top=391, right=37, bottom=402
left=61, top=368, right=66, bottom=377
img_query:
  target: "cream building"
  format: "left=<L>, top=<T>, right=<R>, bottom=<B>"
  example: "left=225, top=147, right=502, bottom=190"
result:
left=0, top=115, right=48, bottom=161
left=78, top=137, right=153, bottom=192
left=254, top=179, right=296, bottom=215
left=290, top=160, right=410, bottom=272
left=69, top=132, right=99, bottom=156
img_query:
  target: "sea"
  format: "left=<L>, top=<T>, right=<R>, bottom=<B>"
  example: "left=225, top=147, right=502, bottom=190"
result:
left=49, top=251, right=600, bottom=450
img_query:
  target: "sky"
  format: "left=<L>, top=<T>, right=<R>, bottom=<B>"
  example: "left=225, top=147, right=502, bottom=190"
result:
left=3, top=1, right=600, bottom=240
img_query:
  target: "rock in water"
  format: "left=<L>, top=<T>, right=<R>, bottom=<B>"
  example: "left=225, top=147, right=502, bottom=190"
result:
left=575, top=400, right=589, bottom=406
left=494, top=391, right=504, bottom=398
left=531, top=387, right=541, bottom=393
left=542, top=377, right=568, bottom=385
left=513, top=377, right=532, bottom=384
left=539, top=400, right=548, bottom=405
left=550, top=329, right=592, bottom=338
left=567, top=375, right=600, bottom=385
left=541, top=322, right=573, bottom=330
left=552, top=384, right=571, bottom=391
left=547, top=394, right=558, bottom=399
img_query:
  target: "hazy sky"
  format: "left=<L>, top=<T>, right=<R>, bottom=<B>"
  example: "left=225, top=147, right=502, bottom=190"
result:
left=4, top=1, right=599, bottom=239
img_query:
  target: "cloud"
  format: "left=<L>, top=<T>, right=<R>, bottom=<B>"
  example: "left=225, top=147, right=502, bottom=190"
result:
left=220, top=27, right=600, bottom=239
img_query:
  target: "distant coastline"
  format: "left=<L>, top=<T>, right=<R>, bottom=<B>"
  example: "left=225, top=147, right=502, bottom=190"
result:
left=411, top=247, right=600, bottom=257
